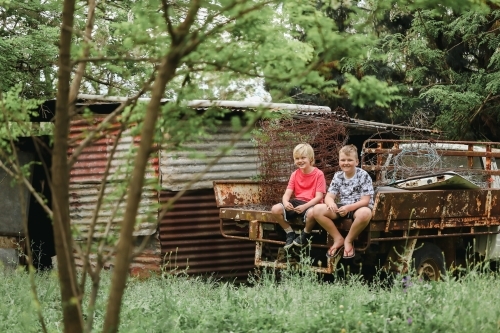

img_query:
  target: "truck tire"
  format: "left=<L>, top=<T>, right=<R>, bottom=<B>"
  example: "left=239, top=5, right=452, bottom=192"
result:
left=412, top=242, right=446, bottom=281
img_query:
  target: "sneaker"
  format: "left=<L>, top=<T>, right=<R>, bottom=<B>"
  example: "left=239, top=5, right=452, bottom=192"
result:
left=293, top=230, right=312, bottom=247
left=283, top=232, right=296, bottom=250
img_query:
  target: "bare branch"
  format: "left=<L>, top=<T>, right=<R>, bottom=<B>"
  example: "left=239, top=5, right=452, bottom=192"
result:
left=174, top=0, right=201, bottom=40
left=69, top=0, right=98, bottom=103
left=447, top=26, right=500, bottom=54
left=194, top=0, right=247, bottom=36
left=470, top=92, right=493, bottom=122
left=180, top=1, right=274, bottom=57
left=184, top=60, right=263, bottom=78
left=81, top=73, right=125, bottom=92
left=81, top=123, right=127, bottom=333
left=72, top=56, right=159, bottom=66
left=161, top=0, right=176, bottom=40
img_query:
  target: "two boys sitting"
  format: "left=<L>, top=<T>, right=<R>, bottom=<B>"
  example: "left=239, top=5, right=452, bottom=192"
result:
left=271, top=143, right=374, bottom=259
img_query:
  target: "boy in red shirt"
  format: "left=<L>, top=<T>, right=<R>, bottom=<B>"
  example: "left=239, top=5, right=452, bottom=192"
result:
left=271, top=143, right=326, bottom=249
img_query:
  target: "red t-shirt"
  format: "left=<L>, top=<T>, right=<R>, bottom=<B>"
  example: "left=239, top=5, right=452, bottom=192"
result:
left=287, top=167, right=326, bottom=203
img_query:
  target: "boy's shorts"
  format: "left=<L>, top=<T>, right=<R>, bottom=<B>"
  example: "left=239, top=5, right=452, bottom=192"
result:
left=337, top=204, right=356, bottom=219
left=279, top=199, right=312, bottom=224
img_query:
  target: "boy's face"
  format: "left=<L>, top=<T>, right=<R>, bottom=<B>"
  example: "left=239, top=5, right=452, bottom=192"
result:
left=339, top=152, right=358, bottom=174
left=294, top=155, right=312, bottom=172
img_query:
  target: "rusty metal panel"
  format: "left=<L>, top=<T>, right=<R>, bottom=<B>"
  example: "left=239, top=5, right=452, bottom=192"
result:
left=159, top=189, right=255, bottom=280
left=0, top=151, right=33, bottom=236
left=160, top=124, right=258, bottom=191
left=69, top=118, right=159, bottom=183
left=372, top=189, right=500, bottom=222
left=213, top=180, right=262, bottom=207
left=220, top=208, right=282, bottom=223
left=370, top=189, right=500, bottom=231
left=74, top=236, right=162, bottom=277
left=69, top=183, right=157, bottom=237
left=68, top=117, right=159, bottom=237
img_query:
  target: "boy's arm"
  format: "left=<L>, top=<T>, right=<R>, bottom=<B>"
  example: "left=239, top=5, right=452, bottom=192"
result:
left=282, top=189, right=294, bottom=211
left=324, top=192, right=338, bottom=211
left=293, top=191, right=324, bottom=213
left=340, top=195, right=371, bottom=213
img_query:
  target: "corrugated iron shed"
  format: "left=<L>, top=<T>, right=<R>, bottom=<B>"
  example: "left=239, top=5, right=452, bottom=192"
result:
left=68, top=117, right=158, bottom=238
left=159, top=189, right=255, bottom=280
left=57, top=96, right=441, bottom=279
left=160, top=123, right=258, bottom=191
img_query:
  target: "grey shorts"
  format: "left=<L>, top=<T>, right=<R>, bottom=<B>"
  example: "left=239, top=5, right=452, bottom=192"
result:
left=279, top=199, right=312, bottom=224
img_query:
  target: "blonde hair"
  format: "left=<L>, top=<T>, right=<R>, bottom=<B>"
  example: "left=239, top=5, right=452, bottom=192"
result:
left=339, top=144, right=358, bottom=160
left=293, top=143, right=315, bottom=166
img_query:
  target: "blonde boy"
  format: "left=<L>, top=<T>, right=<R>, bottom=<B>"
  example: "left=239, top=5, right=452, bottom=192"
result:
left=313, top=144, right=374, bottom=259
left=271, top=143, right=326, bottom=249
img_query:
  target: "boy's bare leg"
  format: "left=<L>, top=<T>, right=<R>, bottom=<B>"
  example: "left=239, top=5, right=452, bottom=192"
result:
left=304, top=208, right=316, bottom=233
left=313, top=204, right=343, bottom=247
left=271, top=203, right=291, bottom=230
left=344, top=207, right=372, bottom=255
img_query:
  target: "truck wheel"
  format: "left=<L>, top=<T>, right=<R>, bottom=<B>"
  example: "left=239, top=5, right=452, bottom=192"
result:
left=412, top=242, right=446, bottom=281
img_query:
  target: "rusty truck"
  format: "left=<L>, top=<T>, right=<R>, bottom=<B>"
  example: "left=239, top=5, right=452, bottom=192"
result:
left=214, top=139, right=500, bottom=280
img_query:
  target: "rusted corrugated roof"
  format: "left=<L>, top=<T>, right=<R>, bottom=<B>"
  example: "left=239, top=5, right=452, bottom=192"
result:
left=37, top=95, right=440, bottom=136
left=159, top=189, right=255, bottom=280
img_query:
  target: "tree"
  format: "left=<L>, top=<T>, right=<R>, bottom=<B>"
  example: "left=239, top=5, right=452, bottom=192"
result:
left=0, top=0, right=60, bottom=98
left=280, top=1, right=500, bottom=140
left=1, top=1, right=495, bottom=333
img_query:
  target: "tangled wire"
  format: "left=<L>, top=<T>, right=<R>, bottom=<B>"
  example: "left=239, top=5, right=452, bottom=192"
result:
left=253, top=112, right=347, bottom=206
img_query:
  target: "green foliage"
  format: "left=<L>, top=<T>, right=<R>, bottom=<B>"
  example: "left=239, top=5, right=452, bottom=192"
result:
left=344, top=74, right=401, bottom=108
left=0, top=86, right=41, bottom=152
left=362, top=3, right=500, bottom=139
left=0, top=0, right=60, bottom=98
left=278, top=1, right=500, bottom=139
left=4, top=268, right=500, bottom=332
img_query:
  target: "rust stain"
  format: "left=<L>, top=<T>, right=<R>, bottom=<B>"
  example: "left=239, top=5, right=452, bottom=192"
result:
left=213, top=181, right=262, bottom=207
left=476, top=197, right=482, bottom=211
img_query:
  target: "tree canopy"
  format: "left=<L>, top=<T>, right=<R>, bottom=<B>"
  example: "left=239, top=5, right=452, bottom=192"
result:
left=282, top=0, right=500, bottom=140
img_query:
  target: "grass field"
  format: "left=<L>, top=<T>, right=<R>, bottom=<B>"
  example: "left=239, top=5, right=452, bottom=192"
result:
left=1, top=265, right=500, bottom=333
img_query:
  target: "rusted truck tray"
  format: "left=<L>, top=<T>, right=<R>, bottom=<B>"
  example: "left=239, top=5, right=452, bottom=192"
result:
left=215, top=181, right=500, bottom=231
left=214, top=180, right=500, bottom=274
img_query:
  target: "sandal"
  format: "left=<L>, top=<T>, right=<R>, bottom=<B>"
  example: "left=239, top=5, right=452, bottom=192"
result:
left=326, top=245, right=344, bottom=259
left=343, top=243, right=355, bottom=259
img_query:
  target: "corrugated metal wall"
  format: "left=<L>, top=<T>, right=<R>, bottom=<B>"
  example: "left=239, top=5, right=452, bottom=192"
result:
left=68, top=117, right=161, bottom=277
left=159, top=189, right=255, bottom=280
left=68, top=118, right=159, bottom=238
left=74, top=237, right=162, bottom=278
left=160, top=124, right=258, bottom=191
left=68, top=117, right=259, bottom=279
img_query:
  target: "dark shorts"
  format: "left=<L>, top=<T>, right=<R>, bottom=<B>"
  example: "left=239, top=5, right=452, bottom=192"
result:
left=279, top=199, right=312, bottom=224
left=337, top=204, right=355, bottom=219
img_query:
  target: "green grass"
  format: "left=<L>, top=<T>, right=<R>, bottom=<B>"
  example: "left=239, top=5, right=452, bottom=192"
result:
left=1, top=266, right=500, bottom=332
